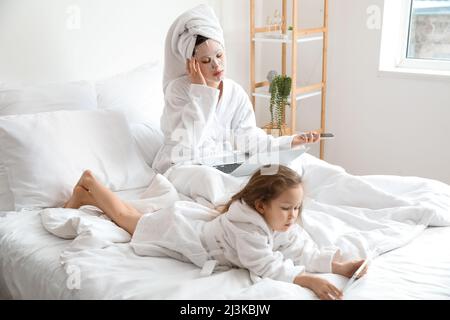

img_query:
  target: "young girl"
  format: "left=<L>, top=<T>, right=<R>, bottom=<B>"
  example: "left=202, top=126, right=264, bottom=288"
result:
left=65, top=166, right=368, bottom=300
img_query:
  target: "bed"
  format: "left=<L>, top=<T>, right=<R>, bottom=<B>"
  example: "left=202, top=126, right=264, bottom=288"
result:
left=1, top=206, right=449, bottom=300
left=1, top=62, right=450, bottom=300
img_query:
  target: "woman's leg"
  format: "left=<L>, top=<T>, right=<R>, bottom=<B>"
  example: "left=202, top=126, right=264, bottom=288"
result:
left=64, top=170, right=142, bottom=235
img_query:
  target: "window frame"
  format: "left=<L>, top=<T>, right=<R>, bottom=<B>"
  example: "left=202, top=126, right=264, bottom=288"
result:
left=379, top=0, right=450, bottom=79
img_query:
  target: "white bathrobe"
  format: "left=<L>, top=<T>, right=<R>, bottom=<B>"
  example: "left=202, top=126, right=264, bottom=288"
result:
left=152, top=76, right=295, bottom=173
left=131, top=200, right=339, bottom=283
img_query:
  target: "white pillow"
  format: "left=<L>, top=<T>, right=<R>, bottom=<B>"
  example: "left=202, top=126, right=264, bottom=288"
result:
left=0, top=80, right=97, bottom=116
left=130, top=122, right=164, bottom=167
left=0, top=110, right=155, bottom=210
left=96, top=62, right=164, bottom=126
left=0, top=80, right=98, bottom=211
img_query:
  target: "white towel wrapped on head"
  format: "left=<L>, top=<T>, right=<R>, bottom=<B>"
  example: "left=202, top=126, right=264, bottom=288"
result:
left=163, top=4, right=225, bottom=92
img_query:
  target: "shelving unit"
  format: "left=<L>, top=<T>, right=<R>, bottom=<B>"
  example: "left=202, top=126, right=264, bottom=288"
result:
left=250, top=0, right=329, bottom=159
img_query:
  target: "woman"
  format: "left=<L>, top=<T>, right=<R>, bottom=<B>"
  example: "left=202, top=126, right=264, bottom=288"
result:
left=152, top=4, right=319, bottom=174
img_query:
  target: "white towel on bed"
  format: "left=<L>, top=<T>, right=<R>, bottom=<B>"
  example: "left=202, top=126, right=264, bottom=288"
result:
left=163, top=4, right=225, bottom=92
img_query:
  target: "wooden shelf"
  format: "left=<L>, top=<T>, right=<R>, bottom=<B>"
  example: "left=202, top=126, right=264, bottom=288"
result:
left=253, top=34, right=323, bottom=44
left=252, top=91, right=322, bottom=102
left=262, top=123, right=293, bottom=137
left=250, top=0, right=329, bottom=159
left=253, top=82, right=324, bottom=102
left=262, top=124, right=324, bottom=138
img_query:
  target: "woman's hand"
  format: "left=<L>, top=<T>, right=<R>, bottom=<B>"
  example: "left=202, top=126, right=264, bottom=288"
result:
left=186, top=59, right=207, bottom=86
left=291, top=131, right=320, bottom=147
left=295, top=274, right=343, bottom=300
left=332, top=260, right=368, bottom=279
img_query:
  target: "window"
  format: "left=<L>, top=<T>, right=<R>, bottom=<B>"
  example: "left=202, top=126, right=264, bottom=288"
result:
left=379, top=0, right=450, bottom=78
left=407, top=0, right=450, bottom=61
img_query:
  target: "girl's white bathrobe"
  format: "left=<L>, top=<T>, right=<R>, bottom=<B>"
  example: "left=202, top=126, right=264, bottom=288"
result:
left=152, top=76, right=295, bottom=174
left=131, top=200, right=339, bottom=283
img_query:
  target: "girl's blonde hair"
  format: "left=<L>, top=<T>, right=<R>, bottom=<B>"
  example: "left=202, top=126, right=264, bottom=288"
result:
left=221, top=165, right=303, bottom=213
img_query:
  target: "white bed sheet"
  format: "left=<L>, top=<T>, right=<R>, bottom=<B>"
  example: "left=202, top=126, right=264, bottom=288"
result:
left=1, top=209, right=449, bottom=300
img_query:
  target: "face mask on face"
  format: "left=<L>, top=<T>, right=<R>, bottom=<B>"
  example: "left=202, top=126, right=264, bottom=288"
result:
left=194, top=40, right=226, bottom=73
left=210, top=56, right=224, bottom=71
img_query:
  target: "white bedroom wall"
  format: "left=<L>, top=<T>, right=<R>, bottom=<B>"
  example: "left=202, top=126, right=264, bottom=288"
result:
left=324, top=0, right=450, bottom=184
left=0, top=0, right=215, bottom=83
left=220, top=0, right=450, bottom=184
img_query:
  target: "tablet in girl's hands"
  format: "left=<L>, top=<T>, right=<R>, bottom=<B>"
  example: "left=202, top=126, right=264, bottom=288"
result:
left=342, top=258, right=371, bottom=293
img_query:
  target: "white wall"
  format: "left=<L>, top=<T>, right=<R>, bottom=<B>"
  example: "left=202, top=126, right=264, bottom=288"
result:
left=325, top=0, right=450, bottom=184
left=0, top=0, right=214, bottom=83
left=220, top=0, right=450, bottom=184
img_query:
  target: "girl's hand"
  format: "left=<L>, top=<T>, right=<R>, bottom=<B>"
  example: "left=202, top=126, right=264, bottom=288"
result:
left=295, top=274, right=343, bottom=300
left=332, top=260, right=368, bottom=279
left=186, top=59, right=207, bottom=86
left=292, top=131, right=320, bottom=147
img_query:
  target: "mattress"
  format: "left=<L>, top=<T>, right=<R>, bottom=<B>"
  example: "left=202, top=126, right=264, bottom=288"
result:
left=1, top=210, right=449, bottom=300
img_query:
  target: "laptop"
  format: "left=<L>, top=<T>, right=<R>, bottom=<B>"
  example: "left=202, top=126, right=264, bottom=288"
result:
left=199, top=147, right=308, bottom=177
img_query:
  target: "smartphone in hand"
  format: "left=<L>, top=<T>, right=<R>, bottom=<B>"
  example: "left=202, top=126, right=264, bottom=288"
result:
left=320, top=133, right=335, bottom=139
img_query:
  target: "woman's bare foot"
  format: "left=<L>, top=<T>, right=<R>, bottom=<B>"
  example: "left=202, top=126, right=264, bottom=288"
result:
left=77, top=170, right=95, bottom=191
left=64, top=185, right=94, bottom=209
left=63, top=170, right=96, bottom=208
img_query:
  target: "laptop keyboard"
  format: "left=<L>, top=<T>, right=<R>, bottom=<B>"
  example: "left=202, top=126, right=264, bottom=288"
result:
left=213, top=163, right=243, bottom=174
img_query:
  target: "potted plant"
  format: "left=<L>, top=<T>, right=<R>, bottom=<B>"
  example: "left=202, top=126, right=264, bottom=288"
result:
left=268, top=74, right=292, bottom=136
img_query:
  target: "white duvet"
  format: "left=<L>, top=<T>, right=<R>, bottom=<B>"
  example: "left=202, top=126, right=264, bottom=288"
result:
left=37, top=153, right=450, bottom=299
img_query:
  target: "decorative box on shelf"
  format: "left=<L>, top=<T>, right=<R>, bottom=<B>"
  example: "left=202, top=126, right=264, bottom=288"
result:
left=262, top=123, right=292, bottom=137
